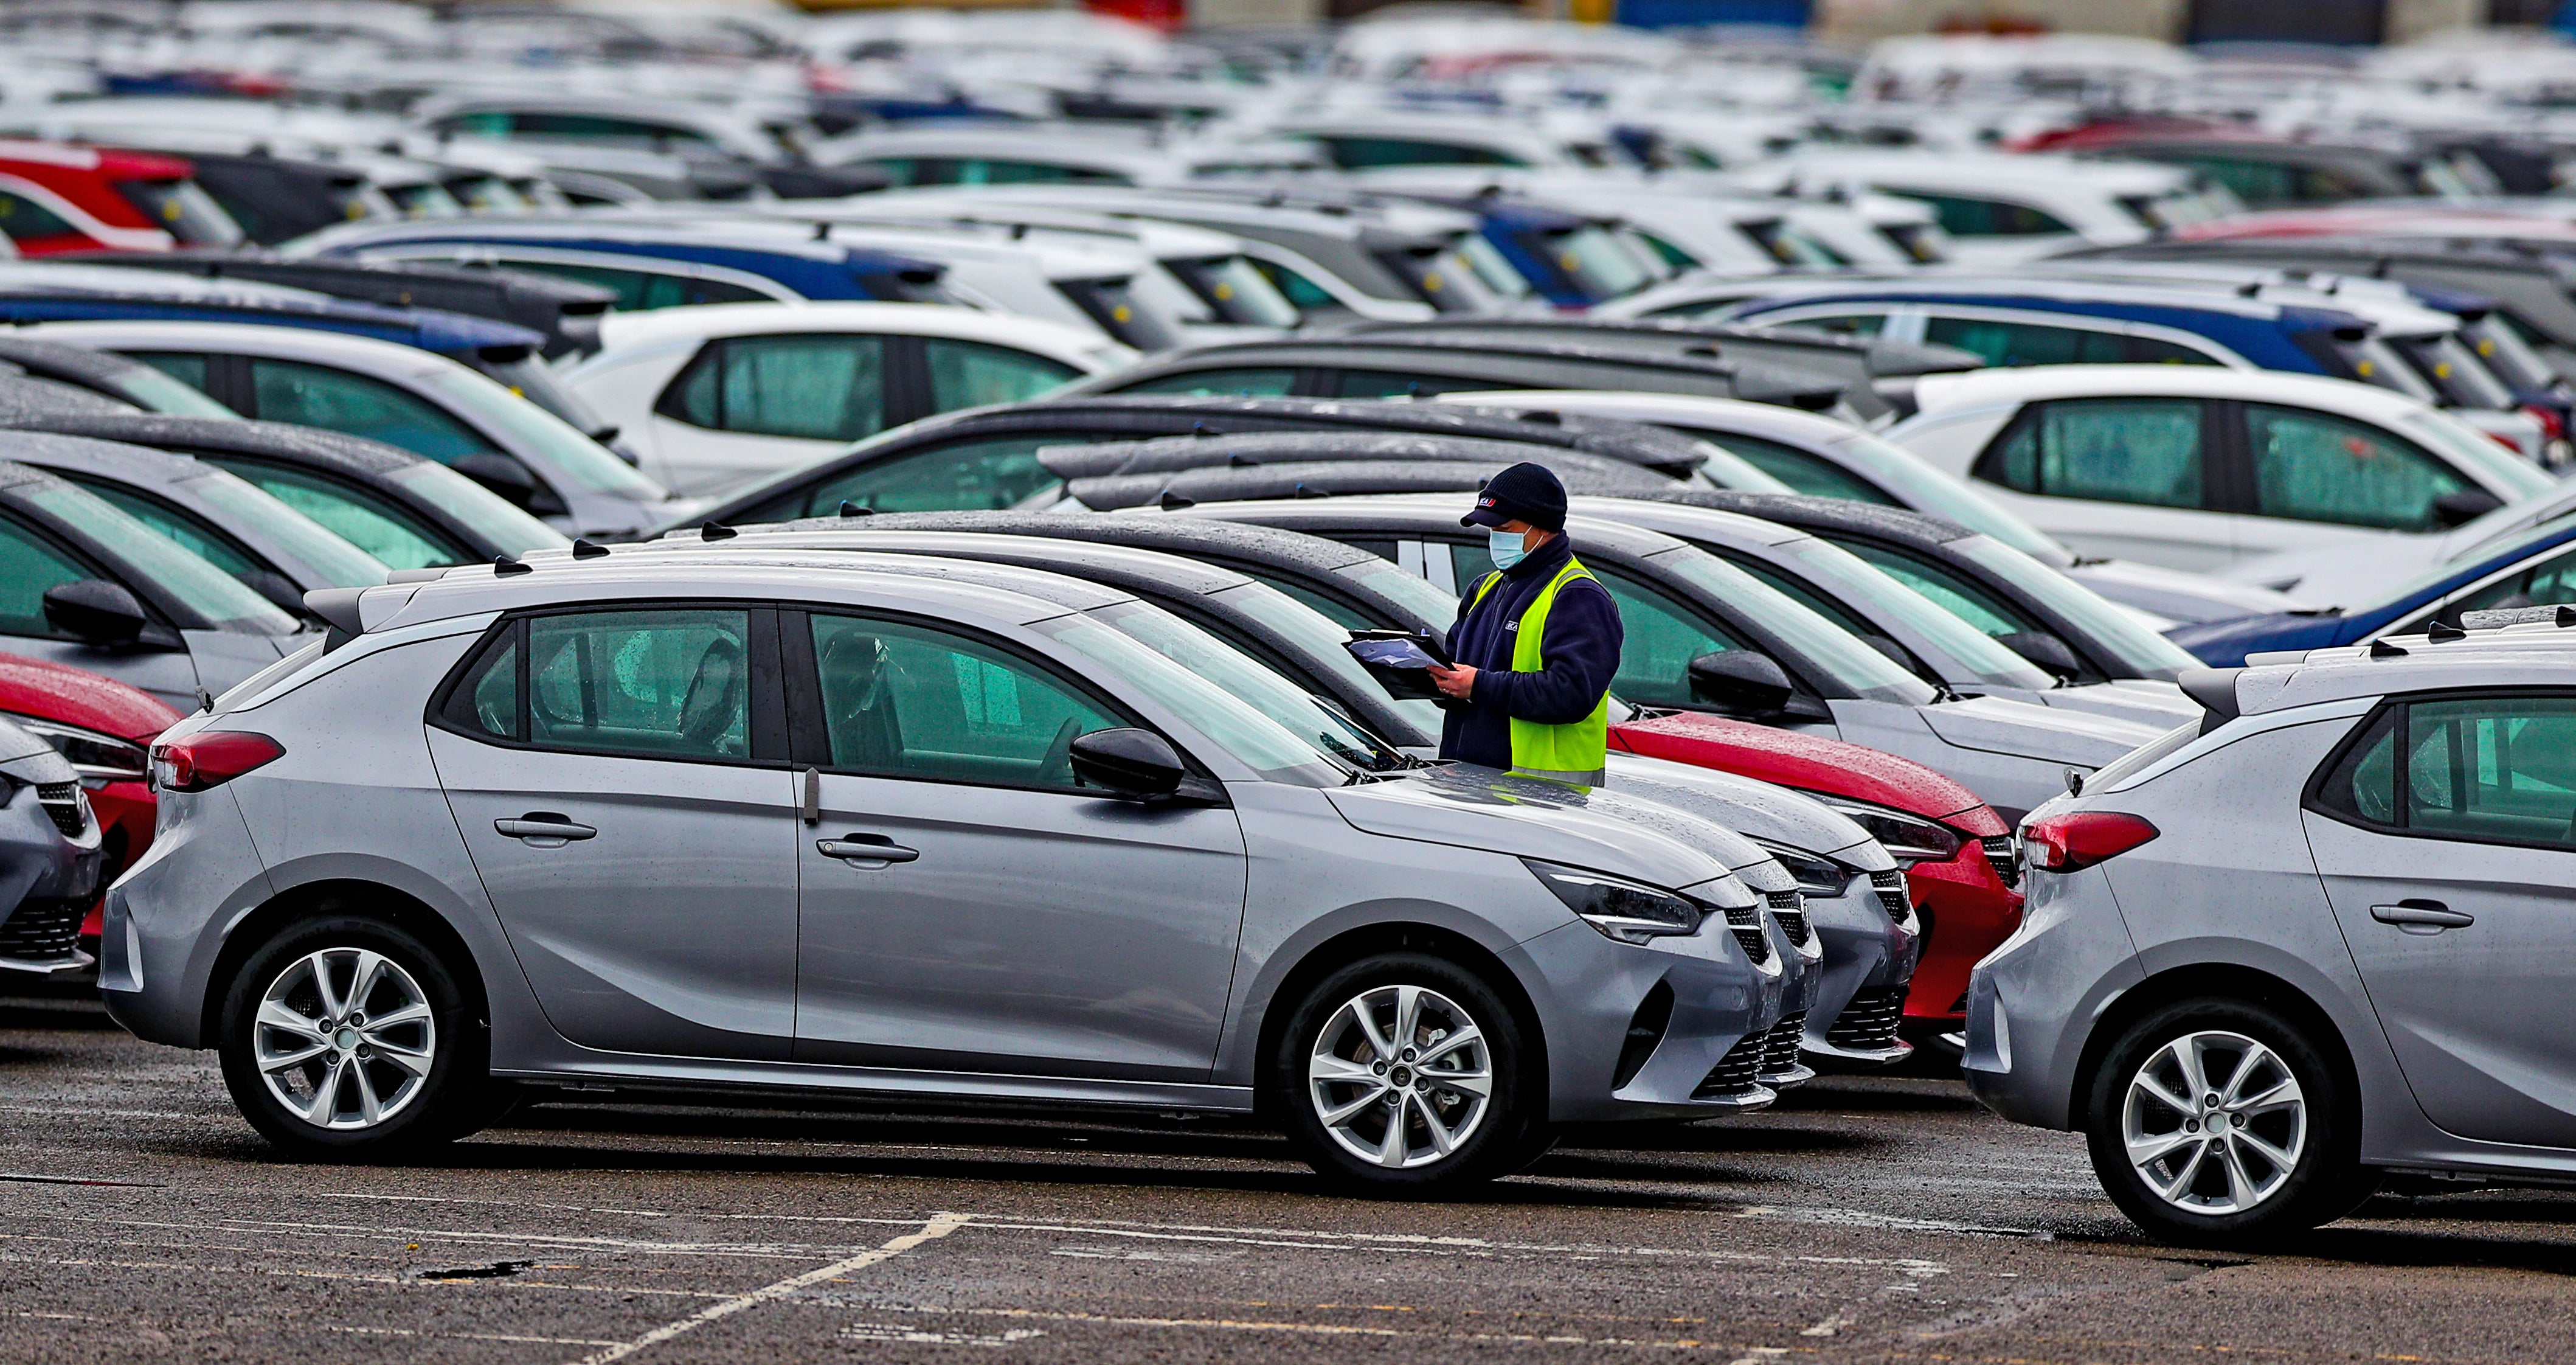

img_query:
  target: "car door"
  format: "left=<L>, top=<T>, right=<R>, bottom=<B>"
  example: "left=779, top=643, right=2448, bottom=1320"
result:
left=2304, top=693, right=2576, bottom=1148
left=1970, top=397, right=2235, bottom=569
left=0, top=510, right=203, bottom=710
left=2224, top=401, right=2474, bottom=563
left=648, top=333, right=898, bottom=494
left=786, top=608, right=1248, bottom=1080
left=427, top=605, right=802, bottom=1061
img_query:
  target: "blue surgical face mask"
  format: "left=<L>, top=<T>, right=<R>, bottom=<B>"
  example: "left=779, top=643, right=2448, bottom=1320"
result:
left=1487, top=529, right=1526, bottom=572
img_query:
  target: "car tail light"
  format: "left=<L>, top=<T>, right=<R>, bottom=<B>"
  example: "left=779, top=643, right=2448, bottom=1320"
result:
left=151, top=732, right=283, bottom=793
left=2021, top=811, right=2157, bottom=873
left=2524, top=403, right=2566, bottom=443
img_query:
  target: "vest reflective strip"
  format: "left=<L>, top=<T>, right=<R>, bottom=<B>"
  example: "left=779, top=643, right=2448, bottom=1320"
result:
left=1468, top=557, right=1611, bottom=782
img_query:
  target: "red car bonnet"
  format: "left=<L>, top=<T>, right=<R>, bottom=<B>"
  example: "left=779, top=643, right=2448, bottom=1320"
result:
left=1609, top=710, right=1992, bottom=827
left=0, top=651, right=181, bottom=742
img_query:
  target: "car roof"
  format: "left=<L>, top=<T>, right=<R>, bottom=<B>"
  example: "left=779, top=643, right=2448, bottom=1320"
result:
left=1909, top=363, right=2429, bottom=419
left=2212, top=642, right=2576, bottom=721
left=649, top=527, right=1261, bottom=598
left=1096, top=336, right=1847, bottom=405
left=1035, top=429, right=1674, bottom=484
left=19, top=319, right=462, bottom=370
left=722, top=507, right=1393, bottom=577
left=1729, top=273, right=2336, bottom=322
left=1433, top=389, right=1878, bottom=446
left=590, top=300, right=1115, bottom=359
left=1653, top=488, right=1978, bottom=546
left=0, top=426, right=216, bottom=488
left=1186, top=495, right=1698, bottom=558
left=0, top=411, right=427, bottom=479
left=1067, top=457, right=1677, bottom=512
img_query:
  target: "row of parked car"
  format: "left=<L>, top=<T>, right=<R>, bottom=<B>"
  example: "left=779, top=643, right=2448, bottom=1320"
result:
left=0, top=5, right=2574, bottom=1249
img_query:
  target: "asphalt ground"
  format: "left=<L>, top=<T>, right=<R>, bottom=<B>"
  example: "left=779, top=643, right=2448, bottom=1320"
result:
left=5, top=996, right=2575, bottom=1364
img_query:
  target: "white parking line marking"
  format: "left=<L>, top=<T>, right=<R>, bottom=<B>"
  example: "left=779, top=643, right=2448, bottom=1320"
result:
left=569, top=1212, right=971, bottom=1365
left=908, top=1305, right=1785, bottom=1351
left=1801, top=1310, right=1852, bottom=1337
left=326, top=1325, right=627, bottom=1348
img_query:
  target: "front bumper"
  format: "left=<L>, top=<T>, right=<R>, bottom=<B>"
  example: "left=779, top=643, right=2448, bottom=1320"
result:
left=1902, top=843, right=2023, bottom=1030
left=1518, top=911, right=1785, bottom=1125
left=1801, top=875, right=1919, bottom=1069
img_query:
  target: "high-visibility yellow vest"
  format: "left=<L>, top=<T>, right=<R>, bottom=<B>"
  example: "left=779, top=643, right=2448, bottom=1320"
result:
left=1467, top=555, right=1611, bottom=783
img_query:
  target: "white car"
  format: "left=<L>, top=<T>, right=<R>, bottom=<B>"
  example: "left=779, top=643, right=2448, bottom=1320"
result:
left=563, top=302, right=1130, bottom=497
left=1882, top=366, right=2560, bottom=574
left=1727, top=150, right=2242, bottom=266
left=811, top=123, right=1331, bottom=187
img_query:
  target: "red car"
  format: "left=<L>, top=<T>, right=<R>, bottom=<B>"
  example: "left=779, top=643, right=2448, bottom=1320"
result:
left=1610, top=710, right=2021, bottom=1040
left=0, top=141, right=243, bottom=255
left=0, top=653, right=181, bottom=942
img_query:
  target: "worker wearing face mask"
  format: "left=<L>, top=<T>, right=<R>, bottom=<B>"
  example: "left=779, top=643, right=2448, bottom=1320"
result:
left=1425, top=462, right=1625, bottom=785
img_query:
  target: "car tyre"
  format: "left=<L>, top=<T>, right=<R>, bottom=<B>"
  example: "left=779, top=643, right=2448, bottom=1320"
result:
left=217, top=915, right=490, bottom=1160
left=1274, top=952, right=1541, bottom=1194
left=2085, top=998, right=2375, bottom=1248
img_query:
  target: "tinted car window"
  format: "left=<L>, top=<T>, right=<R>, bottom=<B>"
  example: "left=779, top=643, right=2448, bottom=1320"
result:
left=443, top=627, right=521, bottom=741
left=1334, top=370, right=1475, bottom=399
left=0, top=189, right=79, bottom=245
left=1590, top=565, right=1744, bottom=709
left=527, top=608, right=752, bottom=760
left=0, top=514, right=88, bottom=637
left=1923, top=317, right=2221, bottom=368
left=1115, top=367, right=1298, bottom=397
left=1705, top=431, right=1898, bottom=504
left=247, top=359, right=501, bottom=464
left=2405, top=696, right=2576, bottom=850
left=665, top=335, right=887, bottom=443
left=1840, top=540, right=2032, bottom=637
left=808, top=613, right=1117, bottom=790
left=805, top=434, right=1064, bottom=516
left=492, top=112, right=714, bottom=151
left=957, top=159, right=1127, bottom=186
left=1902, top=193, right=2073, bottom=237
left=923, top=338, right=1079, bottom=411
left=1321, top=137, right=1526, bottom=169
left=130, top=351, right=213, bottom=394
left=1985, top=398, right=2207, bottom=510
left=204, top=460, right=463, bottom=571
left=511, top=261, right=773, bottom=311
left=73, top=482, right=262, bottom=581
left=2246, top=403, right=2466, bottom=530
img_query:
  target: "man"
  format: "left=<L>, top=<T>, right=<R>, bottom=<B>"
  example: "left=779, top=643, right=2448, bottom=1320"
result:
left=1425, top=462, right=1625, bottom=785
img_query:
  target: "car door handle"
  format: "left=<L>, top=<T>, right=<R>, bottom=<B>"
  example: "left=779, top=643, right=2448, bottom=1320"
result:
left=2371, top=900, right=2474, bottom=934
left=817, top=833, right=919, bottom=865
left=495, top=813, right=597, bottom=847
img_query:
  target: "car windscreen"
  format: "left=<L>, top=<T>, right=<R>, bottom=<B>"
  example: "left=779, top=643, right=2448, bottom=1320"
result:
left=1165, top=255, right=1302, bottom=328
left=1536, top=223, right=1653, bottom=300
left=184, top=471, right=391, bottom=588
left=2464, top=314, right=2559, bottom=392
left=479, top=352, right=615, bottom=439
left=1822, top=428, right=2071, bottom=563
left=1450, top=231, right=1533, bottom=302
left=1950, top=535, right=2202, bottom=678
left=419, top=367, right=670, bottom=499
left=113, top=178, right=244, bottom=247
left=1055, top=276, right=1181, bottom=351
left=1782, top=539, right=2055, bottom=690
left=1211, top=578, right=1441, bottom=748
left=29, top=481, right=296, bottom=634
left=1035, top=599, right=1365, bottom=786
left=1650, top=545, right=1936, bottom=705
left=389, top=462, right=573, bottom=557
left=2400, top=409, right=2557, bottom=499
left=2389, top=332, right=2516, bottom=411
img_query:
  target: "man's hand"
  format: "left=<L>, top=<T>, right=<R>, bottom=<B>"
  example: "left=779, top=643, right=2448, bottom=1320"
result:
left=1427, top=662, right=1477, bottom=699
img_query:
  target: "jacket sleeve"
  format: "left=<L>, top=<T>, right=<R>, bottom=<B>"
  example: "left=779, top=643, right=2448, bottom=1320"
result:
left=1469, top=579, right=1624, bottom=724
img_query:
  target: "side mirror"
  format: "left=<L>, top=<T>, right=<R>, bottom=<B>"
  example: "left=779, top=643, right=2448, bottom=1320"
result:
left=452, top=451, right=567, bottom=518
left=1686, top=650, right=1795, bottom=717
left=1069, top=728, right=1186, bottom=800
left=1998, top=629, right=2085, bottom=682
left=2432, top=488, right=2505, bottom=529
left=43, top=579, right=151, bottom=647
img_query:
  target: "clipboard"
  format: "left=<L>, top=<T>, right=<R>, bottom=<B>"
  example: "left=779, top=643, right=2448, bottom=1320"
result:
left=1345, top=628, right=1453, bottom=702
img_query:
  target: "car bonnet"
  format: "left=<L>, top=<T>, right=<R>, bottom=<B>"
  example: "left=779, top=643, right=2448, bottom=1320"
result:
left=0, top=715, right=75, bottom=786
left=1908, top=693, right=2167, bottom=768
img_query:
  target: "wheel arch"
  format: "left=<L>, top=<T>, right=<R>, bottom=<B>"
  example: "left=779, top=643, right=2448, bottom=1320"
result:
left=1248, top=920, right=1549, bottom=1123
left=201, top=878, right=491, bottom=1047
left=2071, top=962, right=2363, bottom=1131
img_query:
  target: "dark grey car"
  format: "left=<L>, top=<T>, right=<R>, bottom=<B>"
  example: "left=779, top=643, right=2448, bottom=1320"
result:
left=0, top=715, right=100, bottom=980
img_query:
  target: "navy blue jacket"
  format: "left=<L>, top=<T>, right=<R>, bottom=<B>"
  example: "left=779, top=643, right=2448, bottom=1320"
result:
left=1439, top=532, right=1625, bottom=770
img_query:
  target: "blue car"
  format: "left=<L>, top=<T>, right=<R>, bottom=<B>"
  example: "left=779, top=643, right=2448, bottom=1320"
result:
left=1396, top=194, right=1663, bottom=308
left=289, top=218, right=955, bottom=311
left=2170, top=516, right=2576, bottom=665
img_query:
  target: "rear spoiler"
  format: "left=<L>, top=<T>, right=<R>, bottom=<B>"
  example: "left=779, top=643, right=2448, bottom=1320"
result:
left=2178, top=666, right=2243, bottom=735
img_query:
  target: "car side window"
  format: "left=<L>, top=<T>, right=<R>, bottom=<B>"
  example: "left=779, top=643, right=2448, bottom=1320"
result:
left=0, top=189, right=80, bottom=246
left=521, top=609, right=754, bottom=761
left=805, top=613, right=1121, bottom=791
left=1334, top=370, right=1471, bottom=399
left=1926, top=316, right=2158, bottom=367
left=802, top=435, right=1066, bottom=516
left=1591, top=568, right=1743, bottom=709
left=1904, top=193, right=2073, bottom=238
left=1980, top=398, right=2208, bottom=510
left=1115, top=367, right=1298, bottom=397
left=1321, top=137, right=1525, bottom=169
left=2442, top=542, right=2576, bottom=623
left=2245, top=403, right=2467, bottom=530
left=71, top=482, right=263, bottom=581
left=441, top=624, right=523, bottom=742
left=509, top=261, right=770, bottom=311
left=1840, top=541, right=2034, bottom=637
left=923, top=338, right=1079, bottom=411
left=1250, top=260, right=1338, bottom=311
left=1695, top=431, right=1898, bottom=504
left=955, top=159, right=1127, bottom=186
left=209, top=461, right=461, bottom=571
left=246, top=359, right=501, bottom=465
left=662, top=335, right=888, bottom=442
left=1776, top=313, right=1885, bottom=337
left=128, top=351, right=212, bottom=393
left=0, top=514, right=89, bottom=638
left=2405, top=696, right=2576, bottom=850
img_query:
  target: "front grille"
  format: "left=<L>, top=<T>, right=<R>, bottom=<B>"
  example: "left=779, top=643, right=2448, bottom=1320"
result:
left=1723, top=903, right=1771, bottom=965
left=0, top=898, right=85, bottom=960
left=1871, top=869, right=1913, bottom=924
left=1982, top=835, right=2020, bottom=889
left=1758, top=1009, right=1809, bottom=1076
left=1826, top=985, right=1907, bottom=1052
left=35, top=782, right=85, bottom=839
left=1692, top=1032, right=1765, bottom=1099
left=1766, top=890, right=1812, bottom=946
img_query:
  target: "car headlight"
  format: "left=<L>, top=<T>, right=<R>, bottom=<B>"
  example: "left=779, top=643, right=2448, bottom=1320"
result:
left=1524, top=859, right=1706, bottom=945
left=1, top=712, right=149, bottom=785
left=1811, top=795, right=1963, bottom=865
left=1750, top=839, right=1854, bottom=897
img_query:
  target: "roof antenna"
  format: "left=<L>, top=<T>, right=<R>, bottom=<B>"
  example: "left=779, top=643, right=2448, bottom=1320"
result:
left=570, top=538, right=609, bottom=560
left=1191, top=420, right=1216, bottom=438
left=1227, top=451, right=1259, bottom=467
left=839, top=500, right=873, bottom=517
left=2235, top=280, right=2261, bottom=297
left=493, top=554, right=532, bottom=576
left=811, top=221, right=829, bottom=241
left=2371, top=256, right=2391, bottom=278
left=1156, top=490, right=1195, bottom=510
left=701, top=521, right=739, bottom=541
left=2426, top=619, right=2467, bottom=642
left=1293, top=481, right=1328, bottom=498
left=2369, top=638, right=2408, bottom=658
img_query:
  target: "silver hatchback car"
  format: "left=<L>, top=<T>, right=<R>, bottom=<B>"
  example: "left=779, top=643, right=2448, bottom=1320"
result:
left=106, top=552, right=1796, bottom=1191
left=1967, top=641, right=2576, bottom=1246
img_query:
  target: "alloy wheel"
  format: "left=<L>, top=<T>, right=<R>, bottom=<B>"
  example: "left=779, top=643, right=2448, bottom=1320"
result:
left=2121, top=1029, right=2306, bottom=1215
left=251, top=948, right=438, bottom=1130
left=1307, top=984, right=1493, bottom=1169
